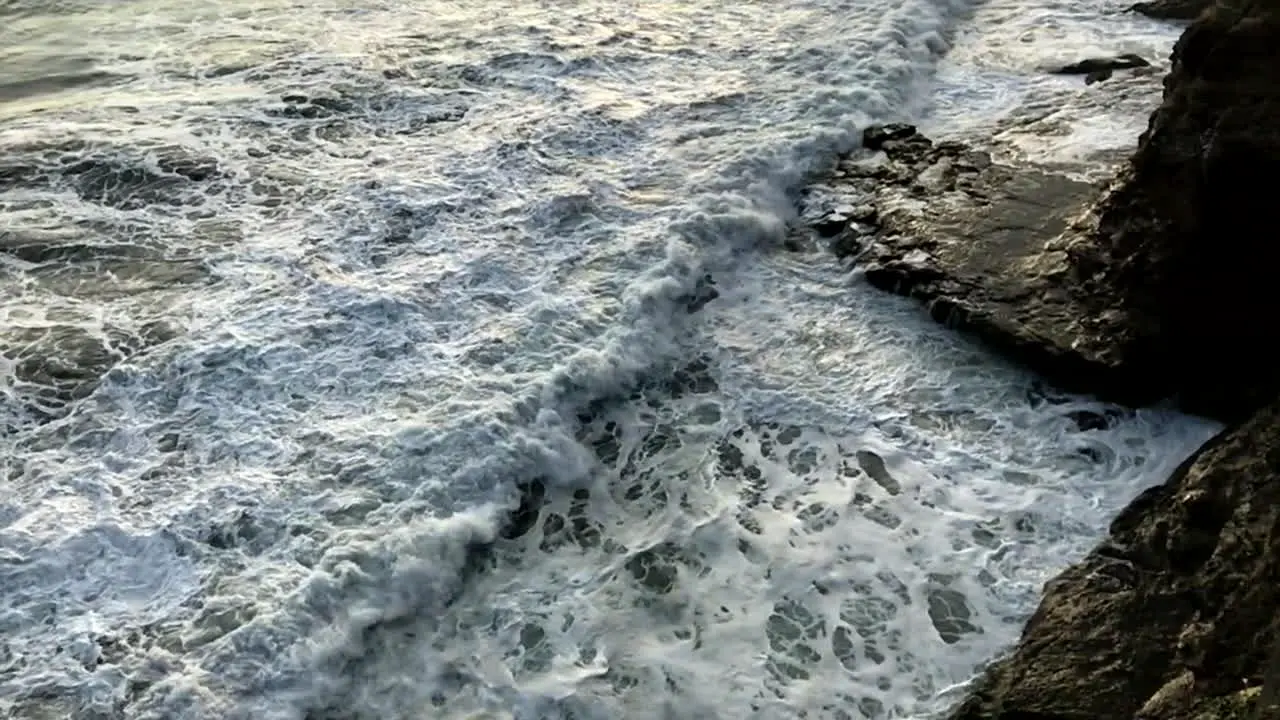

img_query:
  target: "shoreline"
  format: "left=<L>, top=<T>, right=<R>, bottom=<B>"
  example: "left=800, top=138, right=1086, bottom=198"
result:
left=804, top=0, right=1280, bottom=716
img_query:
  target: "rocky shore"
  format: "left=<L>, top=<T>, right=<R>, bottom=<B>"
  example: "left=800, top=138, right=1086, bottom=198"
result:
left=810, top=0, right=1280, bottom=717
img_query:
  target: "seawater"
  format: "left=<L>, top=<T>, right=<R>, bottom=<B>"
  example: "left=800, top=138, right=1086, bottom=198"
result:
left=0, top=1, right=1214, bottom=719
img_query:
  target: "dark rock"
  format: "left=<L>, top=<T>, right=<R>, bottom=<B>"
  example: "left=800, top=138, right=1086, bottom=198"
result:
left=685, top=274, right=720, bottom=313
left=823, top=0, right=1280, bottom=424
left=782, top=228, right=811, bottom=252
left=271, top=93, right=355, bottom=119
left=861, top=123, right=918, bottom=151
left=1066, top=409, right=1122, bottom=431
left=825, top=126, right=1138, bottom=403
left=1066, top=0, right=1280, bottom=422
left=948, top=399, right=1280, bottom=720
left=813, top=213, right=850, bottom=238
left=500, top=479, right=546, bottom=540
left=855, top=450, right=901, bottom=495
left=0, top=141, right=220, bottom=210
left=1130, top=0, right=1214, bottom=20
left=814, top=203, right=877, bottom=238
left=0, top=229, right=197, bottom=426
left=828, top=228, right=868, bottom=259
left=671, top=356, right=719, bottom=396
left=1085, top=69, right=1115, bottom=84
left=927, top=586, right=981, bottom=645
left=1050, top=54, right=1151, bottom=75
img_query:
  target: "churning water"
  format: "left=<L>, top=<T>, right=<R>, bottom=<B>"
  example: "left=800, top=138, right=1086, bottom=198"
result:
left=0, top=1, right=1215, bottom=718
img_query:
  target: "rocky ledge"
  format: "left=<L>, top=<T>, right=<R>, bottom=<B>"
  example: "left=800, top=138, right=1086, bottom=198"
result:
left=816, top=124, right=1139, bottom=405
left=810, top=0, right=1280, bottom=717
left=820, top=0, right=1280, bottom=424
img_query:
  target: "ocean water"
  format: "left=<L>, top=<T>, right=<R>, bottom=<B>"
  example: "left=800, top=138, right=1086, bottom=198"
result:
left=0, top=1, right=1216, bottom=719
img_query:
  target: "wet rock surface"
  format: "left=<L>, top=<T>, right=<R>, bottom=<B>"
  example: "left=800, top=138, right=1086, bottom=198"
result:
left=1049, top=54, right=1154, bottom=85
left=1050, top=53, right=1152, bottom=76
left=812, top=0, right=1279, bottom=423
left=0, top=142, right=224, bottom=210
left=0, top=227, right=203, bottom=426
left=815, top=124, right=1139, bottom=404
left=820, top=19, right=1280, bottom=422
left=0, top=139, right=221, bottom=428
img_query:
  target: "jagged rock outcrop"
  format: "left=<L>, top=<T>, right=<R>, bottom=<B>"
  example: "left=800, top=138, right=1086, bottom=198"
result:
left=821, top=0, right=1280, bottom=424
left=1067, top=0, right=1280, bottom=421
left=1051, top=53, right=1153, bottom=83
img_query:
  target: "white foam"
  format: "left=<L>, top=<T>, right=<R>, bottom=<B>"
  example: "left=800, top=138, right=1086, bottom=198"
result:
left=922, top=0, right=1184, bottom=176
left=0, top=0, right=1214, bottom=719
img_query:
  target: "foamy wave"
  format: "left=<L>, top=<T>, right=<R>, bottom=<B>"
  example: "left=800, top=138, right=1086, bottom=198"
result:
left=0, top=0, right=1210, bottom=718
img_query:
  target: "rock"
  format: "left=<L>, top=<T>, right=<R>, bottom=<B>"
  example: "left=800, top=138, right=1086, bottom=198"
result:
left=823, top=0, right=1280, bottom=423
left=813, top=213, right=848, bottom=238
left=1130, top=0, right=1214, bottom=20
left=1182, top=687, right=1268, bottom=720
left=826, top=125, right=1142, bottom=403
left=1065, top=0, right=1280, bottom=422
left=927, top=585, right=981, bottom=644
left=1050, top=53, right=1151, bottom=75
left=0, top=231, right=198, bottom=426
left=1085, top=69, right=1114, bottom=84
left=814, top=203, right=877, bottom=237
left=855, top=450, right=901, bottom=495
left=861, top=123, right=918, bottom=150
left=272, top=93, right=355, bottom=119
left=684, top=273, right=720, bottom=313
left=1137, top=671, right=1197, bottom=718
left=0, top=144, right=221, bottom=210
left=1066, top=408, right=1123, bottom=431
left=500, top=479, right=547, bottom=540
left=948, top=399, right=1280, bottom=720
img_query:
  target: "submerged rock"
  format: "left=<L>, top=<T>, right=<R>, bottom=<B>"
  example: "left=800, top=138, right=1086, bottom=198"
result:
left=0, top=322, right=176, bottom=422
left=1049, top=53, right=1152, bottom=76
left=0, top=229, right=199, bottom=425
left=0, top=141, right=222, bottom=210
